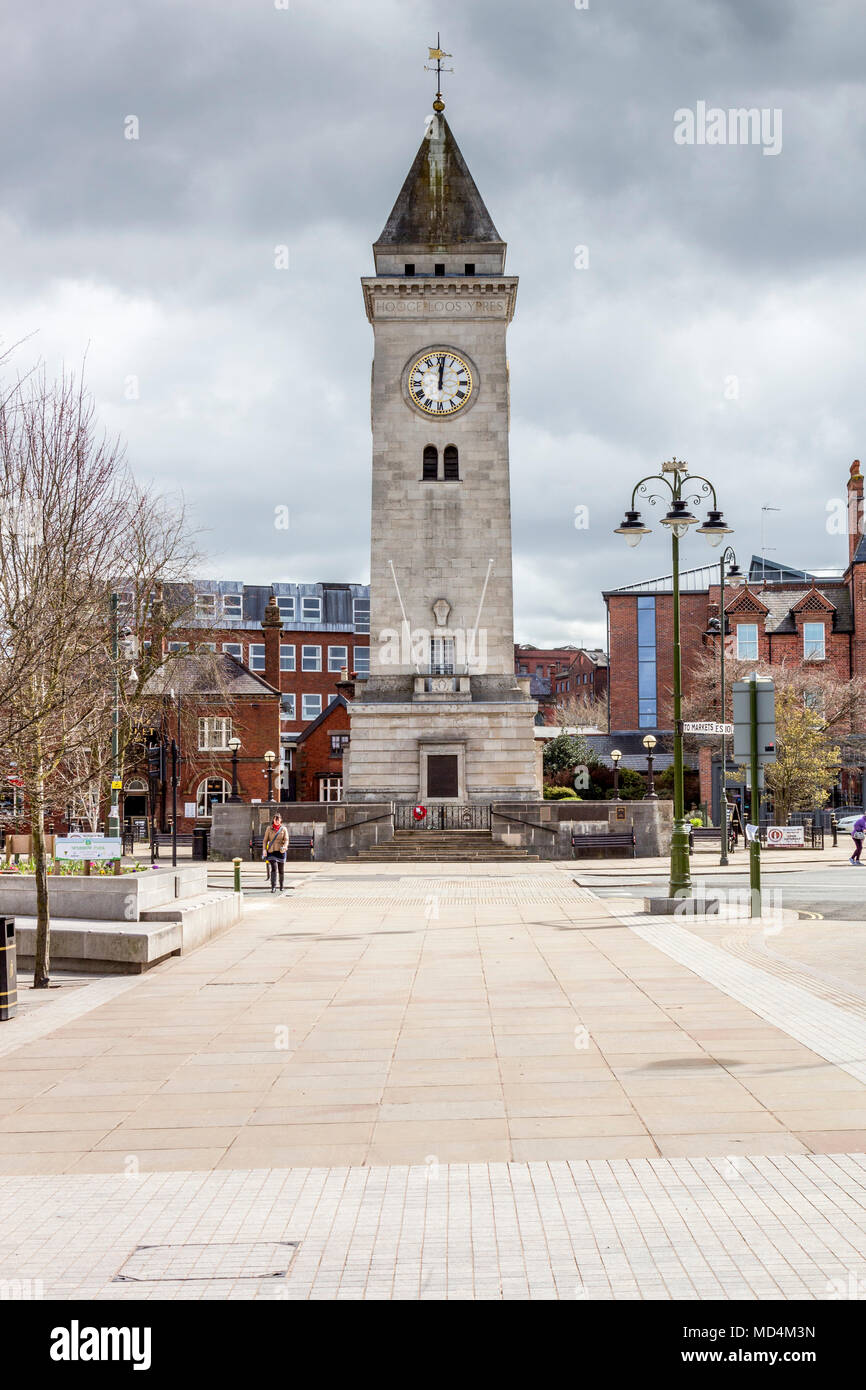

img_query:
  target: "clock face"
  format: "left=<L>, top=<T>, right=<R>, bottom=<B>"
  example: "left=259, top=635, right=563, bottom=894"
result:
left=407, top=350, right=473, bottom=416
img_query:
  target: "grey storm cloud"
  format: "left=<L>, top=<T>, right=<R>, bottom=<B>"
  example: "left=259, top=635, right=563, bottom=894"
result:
left=2, top=0, right=865, bottom=647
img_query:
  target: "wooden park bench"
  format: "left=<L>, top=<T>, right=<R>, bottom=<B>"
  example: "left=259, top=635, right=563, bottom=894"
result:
left=153, top=831, right=193, bottom=853
left=571, top=831, right=635, bottom=858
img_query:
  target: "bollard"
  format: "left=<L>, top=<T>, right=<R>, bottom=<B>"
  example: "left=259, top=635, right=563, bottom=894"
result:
left=0, top=918, right=17, bottom=1021
left=831, top=815, right=838, bottom=848
left=232, top=857, right=242, bottom=893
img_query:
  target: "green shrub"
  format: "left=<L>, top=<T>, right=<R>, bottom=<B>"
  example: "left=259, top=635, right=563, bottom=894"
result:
left=543, top=786, right=580, bottom=800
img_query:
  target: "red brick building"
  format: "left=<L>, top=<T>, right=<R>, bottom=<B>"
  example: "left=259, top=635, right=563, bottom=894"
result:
left=604, top=460, right=866, bottom=818
left=162, top=580, right=369, bottom=799
left=134, top=651, right=282, bottom=831
left=293, top=695, right=351, bottom=803
left=514, top=643, right=608, bottom=724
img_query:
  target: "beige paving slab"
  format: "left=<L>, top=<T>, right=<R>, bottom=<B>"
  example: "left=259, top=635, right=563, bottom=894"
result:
left=94, top=1125, right=242, bottom=1151
left=221, top=1143, right=370, bottom=1168
left=510, top=1137, right=659, bottom=1161
left=67, top=1148, right=229, bottom=1173
left=508, top=1114, right=648, bottom=1139
left=247, top=1105, right=381, bottom=1126
left=654, top=1132, right=810, bottom=1157
left=795, top=1130, right=866, bottom=1152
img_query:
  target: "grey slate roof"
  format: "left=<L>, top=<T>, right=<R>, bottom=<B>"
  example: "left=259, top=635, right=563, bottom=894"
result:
left=374, top=115, right=503, bottom=249
left=735, top=584, right=853, bottom=634
left=142, top=652, right=278, bottom=698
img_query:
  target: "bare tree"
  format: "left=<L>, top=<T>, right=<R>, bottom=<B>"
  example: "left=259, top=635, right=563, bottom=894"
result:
left=0, top=365, right=203, bottom=987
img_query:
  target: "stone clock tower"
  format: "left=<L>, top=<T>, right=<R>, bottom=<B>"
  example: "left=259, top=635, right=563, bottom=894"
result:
left=344, top=90, right=540, bottom=805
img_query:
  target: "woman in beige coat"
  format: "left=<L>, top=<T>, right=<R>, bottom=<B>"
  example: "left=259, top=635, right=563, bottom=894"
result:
left=262, top=813, right=289, bottom=894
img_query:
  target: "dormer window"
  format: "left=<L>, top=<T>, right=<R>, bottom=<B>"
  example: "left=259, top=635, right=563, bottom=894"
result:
left=434, top=263, right=445, bottom=277
left=464, top=263, right=475, bottom=276
left=803, top=622, right=825, bottom=660
left=404, top=263, right=415, bottom=276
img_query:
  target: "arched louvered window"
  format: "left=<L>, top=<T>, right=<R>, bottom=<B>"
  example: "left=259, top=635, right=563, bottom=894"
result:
left=422, top=446, right=438, bottom=480
left=443, top=445, right=459, bottom=480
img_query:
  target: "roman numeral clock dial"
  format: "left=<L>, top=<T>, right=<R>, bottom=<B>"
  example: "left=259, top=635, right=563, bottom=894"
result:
left=407, top=349, right=474, bottom=416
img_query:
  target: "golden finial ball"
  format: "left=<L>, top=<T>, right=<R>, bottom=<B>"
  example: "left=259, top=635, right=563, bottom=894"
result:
left=433, top=96, right=445, bottom=112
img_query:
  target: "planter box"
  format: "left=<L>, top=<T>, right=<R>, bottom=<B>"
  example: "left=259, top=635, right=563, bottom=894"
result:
left=0, top=865, right=208, bottom=921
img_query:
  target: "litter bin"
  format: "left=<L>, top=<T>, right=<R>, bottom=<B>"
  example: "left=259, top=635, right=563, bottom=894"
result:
left=192, top=826, right=209, bottom=861
left=0, top=917, right=16, bottom=1021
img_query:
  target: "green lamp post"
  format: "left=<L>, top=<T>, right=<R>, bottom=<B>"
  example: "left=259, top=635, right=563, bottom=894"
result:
left=615, top=458, right=732, bottom=900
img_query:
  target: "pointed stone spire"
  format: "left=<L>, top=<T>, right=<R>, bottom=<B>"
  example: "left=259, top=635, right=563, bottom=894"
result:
left=374, top=113, right=505, bottom=264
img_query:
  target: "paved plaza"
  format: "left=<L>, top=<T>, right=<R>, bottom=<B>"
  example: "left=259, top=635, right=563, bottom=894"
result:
left=4, top=861, right=866, bottom=1297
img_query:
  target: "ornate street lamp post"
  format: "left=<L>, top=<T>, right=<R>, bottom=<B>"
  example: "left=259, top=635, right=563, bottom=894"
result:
left=615, top=458, right=732, bottom=900
left=611, top=748, right=622, bottom=801
left=263, top=749, right=276, bottom=804
left=642, top=734, right=657, bottom=799
left=228, top=736, right=242, bottom=803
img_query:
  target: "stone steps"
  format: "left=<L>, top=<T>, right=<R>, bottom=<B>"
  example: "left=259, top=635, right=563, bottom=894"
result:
left=354, top=830, right=537, bottom=862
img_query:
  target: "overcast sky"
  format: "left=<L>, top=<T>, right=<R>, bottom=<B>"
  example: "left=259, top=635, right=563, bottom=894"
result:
left=3, top=0, right=865, bottom=648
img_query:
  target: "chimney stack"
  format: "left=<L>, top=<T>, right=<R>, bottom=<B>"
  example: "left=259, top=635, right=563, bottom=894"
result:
left=848, top=461, right=863, bottom=566
left=261, top=595, right=283, bottom=690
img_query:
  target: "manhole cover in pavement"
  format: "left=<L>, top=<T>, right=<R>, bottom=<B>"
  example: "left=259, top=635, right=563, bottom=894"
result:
left=114, top=1240, right=299, bottom=1282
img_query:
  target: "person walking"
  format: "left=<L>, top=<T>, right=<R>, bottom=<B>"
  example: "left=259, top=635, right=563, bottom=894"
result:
left=850, top=812, right=866, bottom=866
left=262, top=812, right=289, bottom=893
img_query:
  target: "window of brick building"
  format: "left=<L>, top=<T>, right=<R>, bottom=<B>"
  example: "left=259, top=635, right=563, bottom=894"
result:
left=637, top=596, right=657, bottom=728
left=736, top=623, right=758, bottom=661
left=302, top=694, right=322, bottom=721
left=222, top=642, right=243, bottom=661
left=198, top=717, right=232, bottom=751
left=280, top=644, right=295, bottom=672
left=223, top=593, right=243, bottom=618
left=328, top=645, right=348, bottom=672
left=277, top=594, right=295, bottom=621
left=195, top=593, right=217, bottom=619
left=803, top=622, right=825, bottom=661
left=330, top=733, right=350, bottom=757
left=319, top=776, right=343, bottom=801
left=249, top=643, right=265, bottom=671
left=353, top=598, right=370, bottom=633
left=353, top=646, right=370, bottom=677
left=281, top=693, right=296, bottom=721
left=302, top=645, right=321, bottom=671
left=301, top=596, right=322, bottom=622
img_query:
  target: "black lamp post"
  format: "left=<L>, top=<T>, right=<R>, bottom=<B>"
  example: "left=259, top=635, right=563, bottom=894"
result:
left=228, top=736, right=242, bottom=802
left=643, top=734, right=657, bottom=798
left=264, top=749, right=276, bottom=804
left=611, top=748, right=622, bottom=801
left=716, top=549, right=742, bottom=865
left=615, top=458, right=732, bottom=900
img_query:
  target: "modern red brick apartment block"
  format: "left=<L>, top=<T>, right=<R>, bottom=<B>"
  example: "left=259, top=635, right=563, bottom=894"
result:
left=157, top=580, right=369, bottom=804
left=604, top=461, right=866, bottom=818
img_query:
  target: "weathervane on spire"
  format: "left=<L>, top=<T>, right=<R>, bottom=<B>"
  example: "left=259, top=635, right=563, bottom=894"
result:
left=425, top=33, right=453, bottom=112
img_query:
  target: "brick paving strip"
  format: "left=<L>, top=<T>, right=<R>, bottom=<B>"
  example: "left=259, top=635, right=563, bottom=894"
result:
left=2, top=866, right=866, bottom=1296
left=2, top=1156, right=866, bottom=1299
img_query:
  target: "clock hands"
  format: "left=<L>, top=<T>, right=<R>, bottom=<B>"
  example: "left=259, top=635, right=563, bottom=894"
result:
left=438, top=356, right=445, bottom=392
